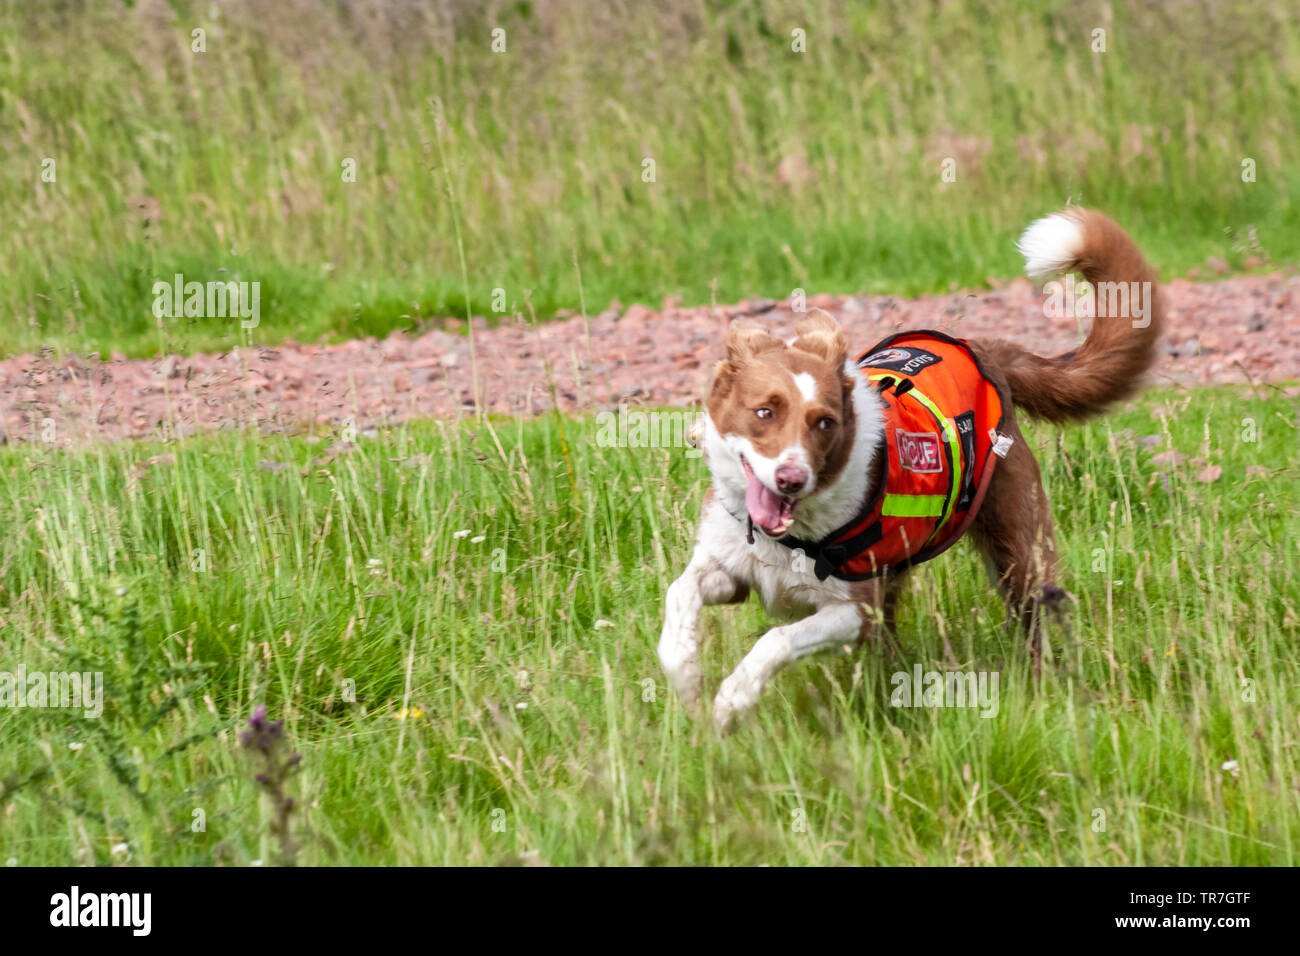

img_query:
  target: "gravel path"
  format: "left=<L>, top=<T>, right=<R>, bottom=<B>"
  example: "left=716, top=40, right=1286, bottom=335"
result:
left=3, top=274, right=1297, bottom=445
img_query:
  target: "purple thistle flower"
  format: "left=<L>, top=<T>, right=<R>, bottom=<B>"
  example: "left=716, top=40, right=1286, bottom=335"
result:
left=237, top=703, right=303, bottom=865
left=240, top=705, right=286, bottom=753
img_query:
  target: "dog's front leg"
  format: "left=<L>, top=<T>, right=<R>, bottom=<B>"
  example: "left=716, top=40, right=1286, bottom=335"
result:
left=658, top=557, right=746, bottom=707
left=713, top=602, right=862, bottom=732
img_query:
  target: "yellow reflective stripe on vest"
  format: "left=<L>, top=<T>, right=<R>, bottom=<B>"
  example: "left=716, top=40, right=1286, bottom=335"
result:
left=869, top=374, right=961, bottom=537
left=881, top=494, right=947, bottom=517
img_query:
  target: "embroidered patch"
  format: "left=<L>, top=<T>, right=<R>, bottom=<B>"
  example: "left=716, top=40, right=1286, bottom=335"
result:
left=858, top=346, right=943, bottom=376
left=896, top=429, right=944, bottom=473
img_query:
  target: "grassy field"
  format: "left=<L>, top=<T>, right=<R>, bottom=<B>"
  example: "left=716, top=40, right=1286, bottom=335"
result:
left=0, top=384, right=1296, bottom=865
left=4, top=0, right=1299, bottom=358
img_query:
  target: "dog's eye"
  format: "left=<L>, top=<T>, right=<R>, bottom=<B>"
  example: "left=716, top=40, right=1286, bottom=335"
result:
left=755, top=408, right=773, bottom=420
left=817, top=417, right=836, bottom=431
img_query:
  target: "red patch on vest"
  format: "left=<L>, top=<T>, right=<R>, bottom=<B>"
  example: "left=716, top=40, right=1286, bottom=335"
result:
left=896, top=430, right=943, bottom=473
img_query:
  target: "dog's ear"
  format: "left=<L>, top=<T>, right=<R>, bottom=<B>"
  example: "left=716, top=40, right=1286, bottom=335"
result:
left=791, top=310, right=848, bottom=369
left=709, top=359, right=734, bottom=400
left=724, top=320, right=783, bottom=368
left=711, top=322, right=781, bottom=402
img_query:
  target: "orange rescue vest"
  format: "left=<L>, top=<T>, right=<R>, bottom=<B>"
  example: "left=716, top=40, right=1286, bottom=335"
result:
left=775, top=330, right=1011, bottom=581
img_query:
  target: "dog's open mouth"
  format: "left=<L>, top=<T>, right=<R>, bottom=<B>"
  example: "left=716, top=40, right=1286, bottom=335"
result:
left=741, top=456, right=797, bottom=537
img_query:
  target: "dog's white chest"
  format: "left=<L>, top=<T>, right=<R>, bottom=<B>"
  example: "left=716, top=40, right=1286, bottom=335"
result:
left=696, top=499, right=851, bottom=617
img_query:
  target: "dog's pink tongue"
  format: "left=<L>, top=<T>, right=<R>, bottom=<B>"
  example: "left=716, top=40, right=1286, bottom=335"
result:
left=745, top=468, right=785, bottom=532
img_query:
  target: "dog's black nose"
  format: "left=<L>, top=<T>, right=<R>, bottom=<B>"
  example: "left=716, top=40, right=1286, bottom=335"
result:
left=775, top=463, right=809, bottom=494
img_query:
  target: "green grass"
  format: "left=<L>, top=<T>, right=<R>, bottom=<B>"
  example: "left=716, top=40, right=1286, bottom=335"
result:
left=1, top=385, right=1296, bottom=865
left=3, top=0, right=1299, bottom=358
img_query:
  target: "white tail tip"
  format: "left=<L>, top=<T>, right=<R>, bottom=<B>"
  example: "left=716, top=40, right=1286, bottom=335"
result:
left=1017, top=212, right=1085, bottom=279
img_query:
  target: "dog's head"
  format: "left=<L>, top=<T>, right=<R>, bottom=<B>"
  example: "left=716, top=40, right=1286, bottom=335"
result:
left=703, top=311, right=860, bottom=537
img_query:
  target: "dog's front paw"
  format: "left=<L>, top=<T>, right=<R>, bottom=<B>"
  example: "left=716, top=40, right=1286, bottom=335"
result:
left=667, top=663, right=704, bottom=709
left=712, top=666, right=762, bottom=733
left=658, top=644, right=704, bottom=707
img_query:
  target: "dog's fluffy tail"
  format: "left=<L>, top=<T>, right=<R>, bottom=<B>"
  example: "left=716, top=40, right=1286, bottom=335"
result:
left=981, top=208, right=1164, bottom=423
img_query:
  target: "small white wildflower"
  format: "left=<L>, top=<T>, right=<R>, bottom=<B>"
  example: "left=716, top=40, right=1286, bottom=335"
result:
left=471, top=535, right=486, bottom=544
left=630, top=486, right=643, bottom=493
left=594, top=619, right=615, bottom=629
left=515, top=702, right=528, bottom=710
left=453, top=529, right=472, bottom=539
left=110, top=842, right=128, bottom=857
left=68, top=742, right=84, bottom=751
left=1221, top=759, right=1240, bottom=777
left=115, top=586, right=126, bottom=596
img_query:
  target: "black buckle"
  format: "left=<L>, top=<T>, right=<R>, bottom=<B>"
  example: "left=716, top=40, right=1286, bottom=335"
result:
left=813, top=544, right=848, bottom=581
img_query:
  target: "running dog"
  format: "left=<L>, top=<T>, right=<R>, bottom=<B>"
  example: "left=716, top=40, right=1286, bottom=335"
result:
left=659, top=208, right=1164, bottom=730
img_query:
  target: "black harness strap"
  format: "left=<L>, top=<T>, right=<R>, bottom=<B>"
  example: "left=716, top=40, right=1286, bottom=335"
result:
left=778, top=519, right=885, bottom=581
left=718, top=497, right=884, bottom=581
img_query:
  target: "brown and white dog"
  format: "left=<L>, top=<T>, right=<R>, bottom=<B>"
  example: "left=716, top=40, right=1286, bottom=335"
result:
left=659, top=209, right=1165, bottom=730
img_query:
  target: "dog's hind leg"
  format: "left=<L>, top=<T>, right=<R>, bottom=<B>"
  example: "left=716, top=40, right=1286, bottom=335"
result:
left=659, top=557, right=748, bottom=707
left=968, top=424, right=1065, bottom=672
